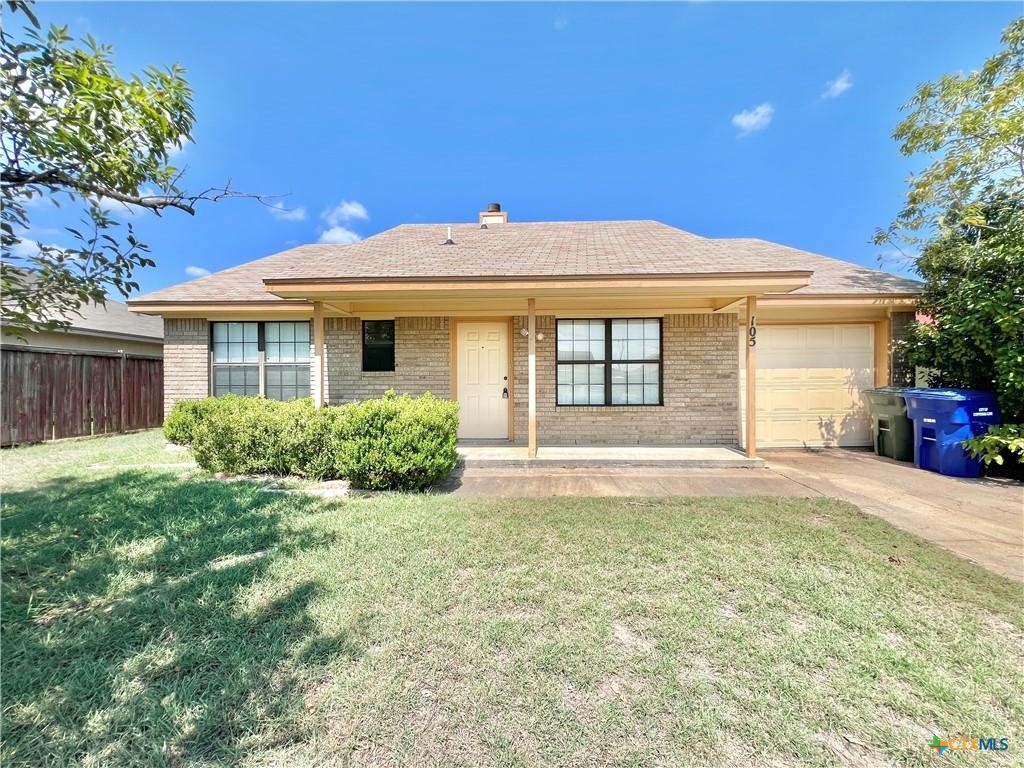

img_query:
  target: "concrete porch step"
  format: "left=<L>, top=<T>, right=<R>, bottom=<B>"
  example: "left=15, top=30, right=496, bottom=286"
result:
left=456, top=445, right=764, bottom=469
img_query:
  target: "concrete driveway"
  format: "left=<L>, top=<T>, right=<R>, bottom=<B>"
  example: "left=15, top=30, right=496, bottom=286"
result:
left=437, top=449, right=1023, bottom=581
left=761, top=449, right=1023, bottom=582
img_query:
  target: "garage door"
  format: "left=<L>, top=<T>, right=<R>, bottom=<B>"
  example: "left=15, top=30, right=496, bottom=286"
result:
left=757, top=324, right=874, bottom=448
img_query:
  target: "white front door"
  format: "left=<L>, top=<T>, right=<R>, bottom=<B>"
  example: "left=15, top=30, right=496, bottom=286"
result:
left=457, top=322, right=509, bottom=439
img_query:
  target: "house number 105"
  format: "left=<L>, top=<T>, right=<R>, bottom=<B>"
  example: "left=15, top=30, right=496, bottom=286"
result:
left=748, top=316, right=757, bottom=347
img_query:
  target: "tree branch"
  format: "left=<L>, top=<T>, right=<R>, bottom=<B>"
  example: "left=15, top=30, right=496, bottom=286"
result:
left=2, top=168, right=274, bottom=216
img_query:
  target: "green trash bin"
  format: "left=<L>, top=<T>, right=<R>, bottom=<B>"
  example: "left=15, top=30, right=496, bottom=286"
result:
left=864, top=387, right=914, bottom=462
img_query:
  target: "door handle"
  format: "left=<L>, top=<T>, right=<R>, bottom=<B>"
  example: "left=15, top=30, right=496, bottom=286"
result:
left=502, top=387, right=509, bottom=399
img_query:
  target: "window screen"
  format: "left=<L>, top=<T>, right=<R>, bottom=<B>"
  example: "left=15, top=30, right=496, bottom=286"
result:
left=211, top=322, right=259, bottom=396
left=264, top=322, right=310, bottom=400
left=210, top=321, right=311, bottom=400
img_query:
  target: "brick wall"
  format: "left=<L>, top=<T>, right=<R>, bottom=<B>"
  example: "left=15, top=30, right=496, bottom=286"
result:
left=161, top=313, right=738, bottom=445
left=512, top=313, right=739, bottom=445
left=162, top=318, right=209, bottom=417
left=325, top=316, right=450, bottom=403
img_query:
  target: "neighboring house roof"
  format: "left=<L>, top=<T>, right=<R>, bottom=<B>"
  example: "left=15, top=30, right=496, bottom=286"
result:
left=65, top=298, right=164, bottom=341
left=131, top=220, right=921, bottom=304
left=2, top=298, right=164, bottom=342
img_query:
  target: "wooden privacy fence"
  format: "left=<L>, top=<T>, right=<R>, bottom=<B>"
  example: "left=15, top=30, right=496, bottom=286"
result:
left=1, top=348, right=163, bottom=446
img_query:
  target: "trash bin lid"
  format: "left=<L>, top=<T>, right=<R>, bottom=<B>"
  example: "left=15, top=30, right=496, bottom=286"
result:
left=903, top=388, right=997, bottom=402
left=865, top=387, right=911, bottom=395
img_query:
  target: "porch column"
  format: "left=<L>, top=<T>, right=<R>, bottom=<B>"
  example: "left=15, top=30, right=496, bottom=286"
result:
left=745, top=295, right=757, bottom=458
left=875, top=313, right=892, bottom=387
left=312, top=301, right=325, bottom=408
left=527, top=298, right=537, bottom=458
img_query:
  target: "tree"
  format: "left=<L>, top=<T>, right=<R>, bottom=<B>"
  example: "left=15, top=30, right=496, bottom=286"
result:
left=882, top=17, right=1024, bottom=467
left=1, top=0, right=257, bottom=334
left=907, top=190, right=1024, bottom=422
left=875, top=17, right=1023, bottom=249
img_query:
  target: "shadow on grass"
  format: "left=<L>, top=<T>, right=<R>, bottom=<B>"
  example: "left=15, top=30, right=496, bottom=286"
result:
left=1, top=471, right=355, bottom=767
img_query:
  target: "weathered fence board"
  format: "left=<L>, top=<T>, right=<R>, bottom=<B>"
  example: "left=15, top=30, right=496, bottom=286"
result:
left=1, top=349, right=163, bottom=446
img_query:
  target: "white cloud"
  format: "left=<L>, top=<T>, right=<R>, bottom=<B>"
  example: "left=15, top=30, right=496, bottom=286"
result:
left=8, top=238, right=43, bottom=259
left=164, top=139, right=189, bottom=159
left=731, top=103, right=774, bottom=136
left=321, top=200, right=368, bottom=227
left=8, top=228, right=63, bottom=259
left=318, top=226, right=362, bottom=245
left=185, top=265, right=211, bottom=278
left=268, top=202, right=307, bottom=221
left=553, top=15, right=569, bottom=31
left=822, top=69, right=853, bottom=99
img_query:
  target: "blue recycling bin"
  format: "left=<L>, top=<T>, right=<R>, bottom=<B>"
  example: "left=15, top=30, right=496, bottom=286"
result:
left=903, top=389, right=1001, bottom=478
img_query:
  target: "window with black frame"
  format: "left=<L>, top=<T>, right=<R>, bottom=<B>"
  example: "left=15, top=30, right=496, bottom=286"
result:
left=362, top=320, right=395, bottom=372
left=556, top=318, right=662, bottom=406
left=210, top=321, right=310, bottom=400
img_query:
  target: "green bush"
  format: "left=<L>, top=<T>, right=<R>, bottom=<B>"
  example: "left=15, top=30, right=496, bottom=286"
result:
left=167, top=392, right=459, bottom=489
left=334, top=392, right=459, bottom=491
left=188, top=396, right=338, bottom=479
left=163, top=398, right=225, bottom=445
left=963, top=424, right=1024, bottom=467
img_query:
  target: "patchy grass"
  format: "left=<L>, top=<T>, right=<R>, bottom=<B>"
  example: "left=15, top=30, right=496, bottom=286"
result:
left=2, top=431, right=1022, bottom=767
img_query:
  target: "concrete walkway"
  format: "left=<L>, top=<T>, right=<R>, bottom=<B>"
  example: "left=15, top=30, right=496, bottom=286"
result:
left=458, top=444, right=762, bottom=468
left=435, top=449, right=1023, bottom=581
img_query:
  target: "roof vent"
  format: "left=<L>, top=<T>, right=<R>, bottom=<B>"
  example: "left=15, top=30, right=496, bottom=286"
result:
left=442, top=226, right=455, bottom=245
left=479, top=203, right=508, bottom=226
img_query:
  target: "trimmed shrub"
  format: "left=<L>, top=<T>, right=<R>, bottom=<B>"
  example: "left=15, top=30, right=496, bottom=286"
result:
left=334, top=392, right=459, bottom=491
left=171, top=392, right=459, bottom=489
left=163, top=398, right=225, bottom=445
left=188, top=396, right=338, bottom=479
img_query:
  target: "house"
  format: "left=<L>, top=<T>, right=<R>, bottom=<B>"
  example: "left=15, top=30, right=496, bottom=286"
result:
left=128, top=205, right=920, bottom=457
left=2, top=296, right=164, bottom=358
left=1, top=298, right=164, bottom=444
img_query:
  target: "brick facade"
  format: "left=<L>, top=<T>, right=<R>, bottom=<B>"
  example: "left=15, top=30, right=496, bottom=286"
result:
left=324, top=317, right=450, bottom=403
left=162, top=318, right=209, bottom=417
left=512, top=313, right=739, bottom=445
left=160, top=313, right=738, bottom=445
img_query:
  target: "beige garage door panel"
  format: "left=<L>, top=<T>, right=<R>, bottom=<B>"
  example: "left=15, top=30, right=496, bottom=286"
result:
left=758, top=324, right=874, bottom=448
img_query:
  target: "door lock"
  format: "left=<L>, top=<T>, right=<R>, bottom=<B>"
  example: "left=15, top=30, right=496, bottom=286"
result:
left=502, top=387, right=509, bottom=399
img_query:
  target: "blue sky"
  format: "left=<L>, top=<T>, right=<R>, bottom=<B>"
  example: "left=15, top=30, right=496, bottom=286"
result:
left=20, top=2, right=1022, bottom=294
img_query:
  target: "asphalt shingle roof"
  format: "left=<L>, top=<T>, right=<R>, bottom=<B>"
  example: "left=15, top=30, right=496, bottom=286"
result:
left=67, top=298, right=164, bottom=340
left=132, top=220, right=921, bottom=304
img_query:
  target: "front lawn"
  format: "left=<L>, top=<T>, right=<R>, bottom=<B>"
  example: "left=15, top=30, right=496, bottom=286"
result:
left=2, top=431, right=1021, bottom=767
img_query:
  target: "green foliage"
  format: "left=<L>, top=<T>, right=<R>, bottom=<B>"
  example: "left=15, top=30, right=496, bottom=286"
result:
left=905, top=191, right=1024, bottom=421
left=172, top=393, right=459, bottom=489
left=875, top=17, right=1023, bottom=246
left=333, top=392, right=459, bottom=491
left=1, top=2, right=195, bottom=333
left=963, top=424, right=1024, bottom=467
left=2, top=2, right=258, bottom=335
left=188, top=396, right=338, bottom=480
left=163, top=397, right=223, bottom=445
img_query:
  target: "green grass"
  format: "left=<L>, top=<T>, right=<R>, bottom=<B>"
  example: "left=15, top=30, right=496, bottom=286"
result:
left=2, top=431, right=1022, bottom=767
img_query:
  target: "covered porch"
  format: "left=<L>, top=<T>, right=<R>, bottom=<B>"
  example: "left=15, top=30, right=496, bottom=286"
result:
left=263, top=270, right=812, bottom=460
